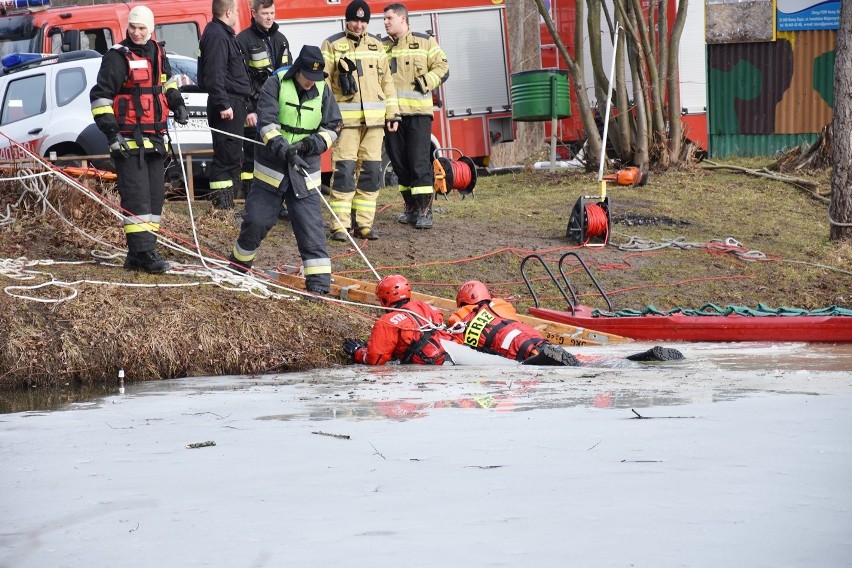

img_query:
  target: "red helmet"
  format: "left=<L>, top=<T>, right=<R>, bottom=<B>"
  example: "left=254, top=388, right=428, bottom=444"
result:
left=456, top=280, right=492, bottom=307
left=376, top=274, right=411, bottom=307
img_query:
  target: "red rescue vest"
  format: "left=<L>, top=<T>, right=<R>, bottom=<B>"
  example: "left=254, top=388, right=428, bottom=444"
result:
left=460, top=303, right=546, bottom=361
left=113, top=42, right=169, bottom=135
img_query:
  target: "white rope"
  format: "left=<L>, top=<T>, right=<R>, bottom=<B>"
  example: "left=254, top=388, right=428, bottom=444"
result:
left=0, top=134, right=437, bottom=324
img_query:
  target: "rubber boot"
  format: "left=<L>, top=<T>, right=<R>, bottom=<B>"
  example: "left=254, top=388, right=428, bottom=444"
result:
left=521, top=344, right=580, bottom=366
left=397, top=190, right=417, bottom=224
left=414, top=193, right=433, bottom=229
left=212, top=187, right=235, bottom=210
left=124, top=249, right=170, bottom=274
left=626, top=346, right=684, bottom=362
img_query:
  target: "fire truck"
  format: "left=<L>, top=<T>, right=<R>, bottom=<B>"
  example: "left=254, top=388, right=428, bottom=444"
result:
left=0, top=0, right=514, bottom=172
left=274, top=0, right=514, bottom=168
left=0, top=0, right=252, bottom=59
left=0, top=0, right=703, bottom=174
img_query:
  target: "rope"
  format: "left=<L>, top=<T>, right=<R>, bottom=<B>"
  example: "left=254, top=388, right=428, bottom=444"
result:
left=584, top=203, right=609, bottom=240
left=450, top=159, right=473, bottom=192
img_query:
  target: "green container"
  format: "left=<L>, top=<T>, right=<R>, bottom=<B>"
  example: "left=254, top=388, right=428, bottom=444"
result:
left=510, top=69, right=571, bottom=122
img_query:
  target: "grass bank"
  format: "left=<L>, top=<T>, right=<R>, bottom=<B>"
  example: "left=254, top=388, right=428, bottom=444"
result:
left=1, top=158, right=849, bottom=406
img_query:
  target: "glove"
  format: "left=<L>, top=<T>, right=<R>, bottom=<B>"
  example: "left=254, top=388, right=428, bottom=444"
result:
left=298, top=136, right=322, bottom=156
left=109, top=133, right=131, bottom=158
left=339, top=74, right=358, bottom=96
left=173, top=105, right=189, bottom=125
left=386, top=118, right=401, bottom=131
left=285, top=143, right=301, bottom=164
left=337, top=58, right=358, bottom=96
left=289, top=152, right=310, bottom=174
left=343, top=338, right=366, bottom=358
left=268, top=136, right=289, bottom=165
left=413, top=75, right=429, bottom=94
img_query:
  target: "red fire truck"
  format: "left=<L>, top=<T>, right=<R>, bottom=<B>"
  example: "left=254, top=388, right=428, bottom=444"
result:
left=274, top=0, right=514, bottom=167
left=0, top=0, right=251, bottom=59
left=0, top=0, right=513, bottom=171
left=0, top=0, right=703, bottom=172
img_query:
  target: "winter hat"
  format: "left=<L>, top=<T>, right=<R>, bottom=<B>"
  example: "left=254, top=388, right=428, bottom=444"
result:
left=128, top=6, right=155, bottom=43
left=345, top=0, right=370, bottom=22
left=291, top=45, right=327, bottom=82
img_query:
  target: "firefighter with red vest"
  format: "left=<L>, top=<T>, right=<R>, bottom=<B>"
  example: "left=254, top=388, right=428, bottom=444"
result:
left=449, top=281, right=685, bottom=365
left=343, top=274, right=452, bottom=365
left=322, top=0, right=399, bottom=241
left=383, top=3, right=449, bottom=230
left=90, top=5, right=189, bottom=273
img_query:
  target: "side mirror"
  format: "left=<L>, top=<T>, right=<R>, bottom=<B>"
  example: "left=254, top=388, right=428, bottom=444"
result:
left=61, top=29, right=81, bottom=53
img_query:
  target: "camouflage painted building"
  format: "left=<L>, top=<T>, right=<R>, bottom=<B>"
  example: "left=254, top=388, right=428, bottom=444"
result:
left=707, top=13, right=837, bottom=158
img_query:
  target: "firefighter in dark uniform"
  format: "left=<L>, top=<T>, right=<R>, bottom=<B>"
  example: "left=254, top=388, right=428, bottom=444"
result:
left=383, top=3, right=449, bottom=229
left=236, top=0, right=292, bottom=207
left=198, top=0, right=251, bottom=209
left=90, top=5, right=189, bottom=273
left=343, top=274, right=452, bottom=365
left=450, top=281, right=685, bottom=365
left=227, top=45, right=342, bottom=295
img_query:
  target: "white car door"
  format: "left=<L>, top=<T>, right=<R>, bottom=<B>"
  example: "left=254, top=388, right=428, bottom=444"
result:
left=0, top=67, right=56, bottom=161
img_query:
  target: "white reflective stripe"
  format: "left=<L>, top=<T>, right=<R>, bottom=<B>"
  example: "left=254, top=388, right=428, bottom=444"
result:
left=303, top=169, right=321, bottom=190
left=128, top=60, right=147, bottom=69
left=500, top=329, right=522, bottom=351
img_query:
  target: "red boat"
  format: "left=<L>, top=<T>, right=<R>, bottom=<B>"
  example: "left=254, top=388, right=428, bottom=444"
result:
left=527, top=304, right=852, bottom=343
left=520, top=252, right=852, bottom=343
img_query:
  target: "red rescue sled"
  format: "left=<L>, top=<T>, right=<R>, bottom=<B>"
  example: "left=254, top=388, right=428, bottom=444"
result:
left=521, top=252, right=852, bottom=343
left=527, top=304, right=852, bottom=343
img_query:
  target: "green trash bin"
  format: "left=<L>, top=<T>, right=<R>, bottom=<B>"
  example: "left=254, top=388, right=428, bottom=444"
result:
left=510, top=69, right=571, bottom=122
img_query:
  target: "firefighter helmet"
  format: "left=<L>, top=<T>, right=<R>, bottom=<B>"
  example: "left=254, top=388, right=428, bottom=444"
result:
left=456, top=280, right=492, bottom=307
left=376, top=274, right=411, bottom=307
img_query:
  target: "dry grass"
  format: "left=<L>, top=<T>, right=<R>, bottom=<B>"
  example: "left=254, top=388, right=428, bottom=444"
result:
left=1, top=157, right=850, bottom=401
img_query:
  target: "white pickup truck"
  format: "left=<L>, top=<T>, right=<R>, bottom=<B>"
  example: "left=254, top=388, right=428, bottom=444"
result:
left=0, top=49, right=212, bottom=187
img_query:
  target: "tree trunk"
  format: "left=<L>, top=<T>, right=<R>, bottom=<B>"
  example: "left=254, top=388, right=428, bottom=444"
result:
left=533, top=0, right=603, bottom=166
left=666, top=0, right=689, bottom=161
left=831, top=0, right=852, bottom=241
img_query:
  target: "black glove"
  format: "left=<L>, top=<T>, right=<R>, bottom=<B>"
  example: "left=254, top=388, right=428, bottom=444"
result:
left=268, top=136, right=289, bottom=165
left=343, top=338, right=365, bottom=357
left=298, top=136, right=322, bottom=156
left=289, top=152, right=310, bottom=174
left=339, top=74, right=358, bottom=96
left=173, top=105, right=189, bottom=125
left=284, top=143, right=301, bottom=164
left=336, top=57, right=358, bottom=95
left=413, top=75, right=429, bottom=94
left=109, top=133, right=131, bottom=158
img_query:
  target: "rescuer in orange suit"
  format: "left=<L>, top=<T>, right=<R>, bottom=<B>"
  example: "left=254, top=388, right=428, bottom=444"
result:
left=449, top=281, right=684, bottom=365
left=343, top=274, right=453, bottom=365
left=90, top=5, right=189, bottom=274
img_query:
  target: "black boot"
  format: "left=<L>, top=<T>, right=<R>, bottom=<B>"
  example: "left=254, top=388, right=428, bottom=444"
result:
left=522, top=344, right=580, bottom=366
left=626, top=346, right=684, bottom=362
left=414, top=193, right=433, bottom=229
left=227, top=253, right=252, bottom=274
left=212, top=188, right=234, bottom=210
left=125, top=250, right=170, bottom=274
left=397, top=190, right=417, bottom=224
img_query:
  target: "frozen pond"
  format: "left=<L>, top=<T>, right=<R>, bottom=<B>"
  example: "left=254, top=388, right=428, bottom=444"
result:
left=2, top=342, right=851, bottom=567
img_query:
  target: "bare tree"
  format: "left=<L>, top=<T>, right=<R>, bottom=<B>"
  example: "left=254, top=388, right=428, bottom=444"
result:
left=534, top=0, right=692, bottom=169
left=831, top=0, right=852, bottom=241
